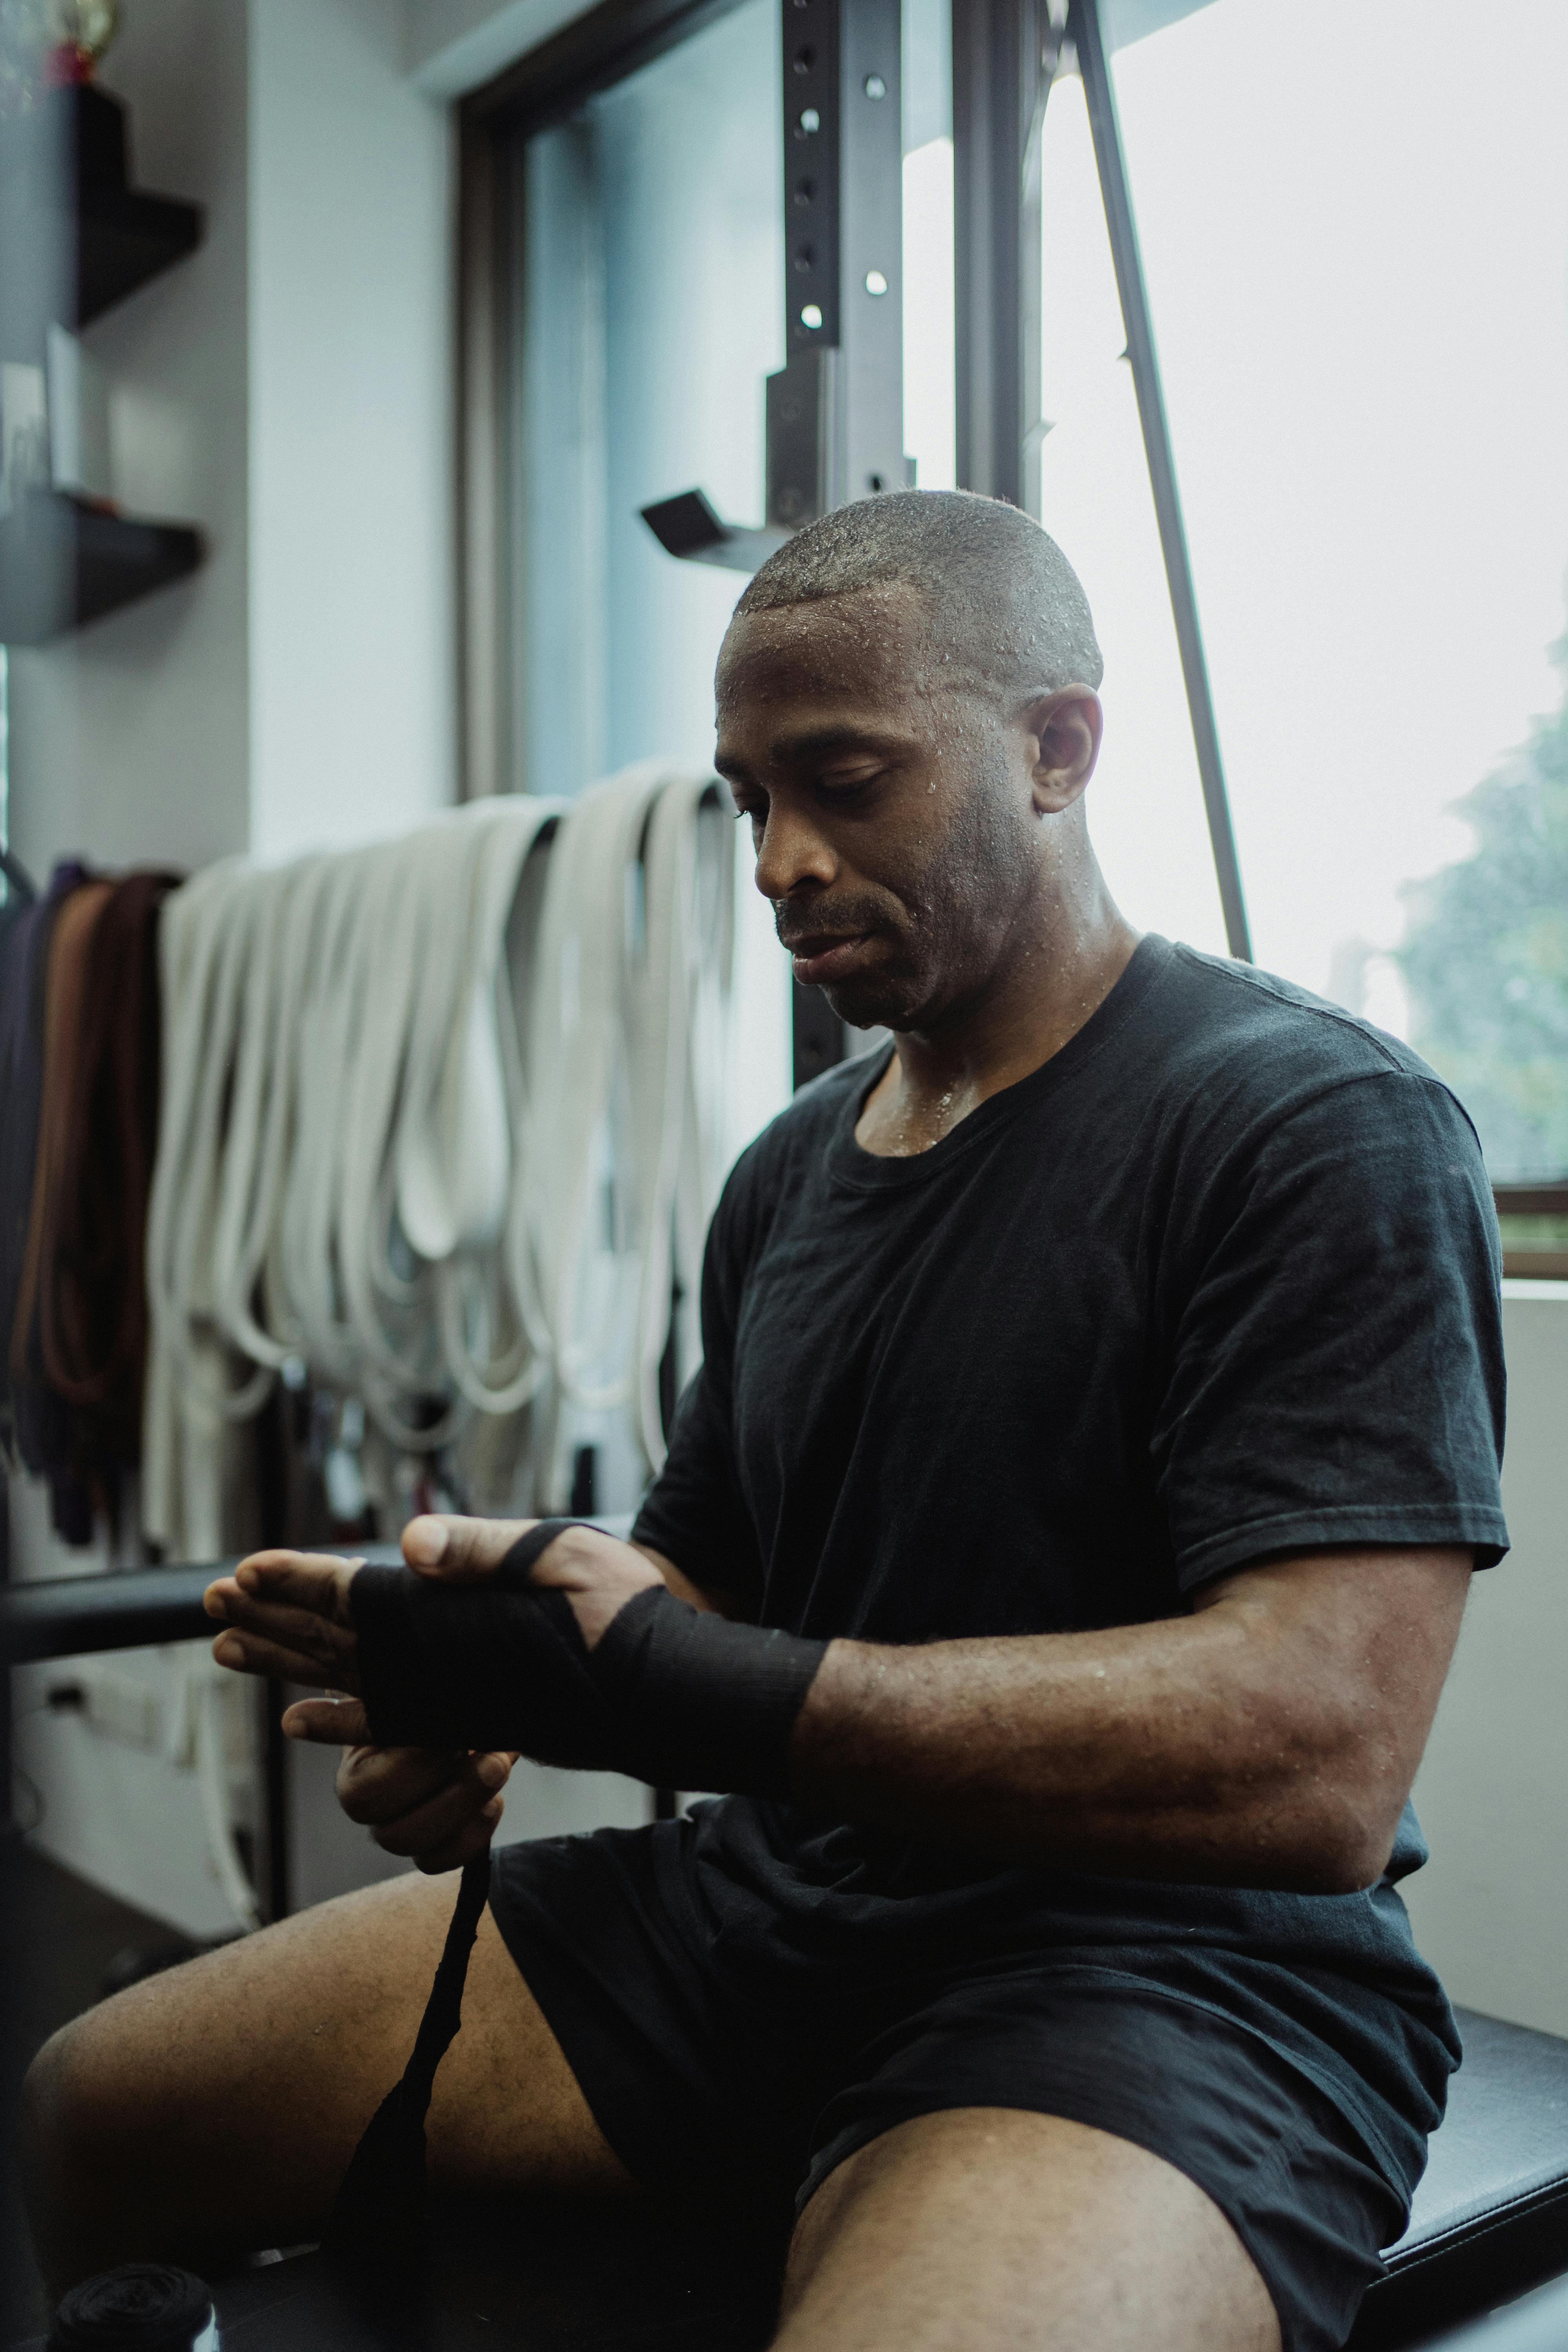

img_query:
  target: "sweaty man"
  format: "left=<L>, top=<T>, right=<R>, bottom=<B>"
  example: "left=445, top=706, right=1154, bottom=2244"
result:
left=23, top=492, right=1507, bottom=2352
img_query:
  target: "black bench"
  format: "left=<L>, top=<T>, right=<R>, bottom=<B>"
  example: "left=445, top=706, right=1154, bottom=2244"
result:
left=1348, top=2009, right=1568, bottom=2348
left=7, top=1570, right=1568, bottom=2350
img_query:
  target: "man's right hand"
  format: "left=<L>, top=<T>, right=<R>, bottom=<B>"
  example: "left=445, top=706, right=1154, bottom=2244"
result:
left=332, top=1741, right=520, bottom=1874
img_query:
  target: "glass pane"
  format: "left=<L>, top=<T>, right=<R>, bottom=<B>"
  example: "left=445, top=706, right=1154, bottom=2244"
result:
left=1106, top=0, right=1568, bottom=1181
left=1034, top=71, right=1229, bottom=958
left=516, top=0, right=783, bottom=791
left=903, top=134, right=955, bottom=490
left=512, top=0, right=791, bottom=1171
left=902, top=0, right=954, bottom=487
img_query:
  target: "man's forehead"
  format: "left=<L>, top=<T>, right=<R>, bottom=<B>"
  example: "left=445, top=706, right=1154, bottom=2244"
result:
left=724, top=579, right=931, bottom=673
left=717, top=577, right=934, bottom=701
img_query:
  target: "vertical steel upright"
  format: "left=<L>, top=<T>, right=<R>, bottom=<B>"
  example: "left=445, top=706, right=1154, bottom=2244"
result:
left=951, top=0, right=1052, bottom=508
left=771, top=0, right=907, bottom=532
left=775, top=0, right=908, bottom=1088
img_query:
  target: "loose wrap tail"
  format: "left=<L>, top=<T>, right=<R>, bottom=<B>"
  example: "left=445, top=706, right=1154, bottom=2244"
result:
left=328, top=1520, right=826, bottom=2274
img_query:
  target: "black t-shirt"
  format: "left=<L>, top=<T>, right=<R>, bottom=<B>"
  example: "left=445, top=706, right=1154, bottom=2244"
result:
left=632, top=936, right=1509, bottom=2194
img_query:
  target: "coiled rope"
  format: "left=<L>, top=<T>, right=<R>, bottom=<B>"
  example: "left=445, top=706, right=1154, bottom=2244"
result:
left=142, top=773, right=732, bottom=1562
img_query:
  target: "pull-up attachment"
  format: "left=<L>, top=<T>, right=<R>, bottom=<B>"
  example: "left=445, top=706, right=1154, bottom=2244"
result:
left=640, top=489, right=789, bottom=574
left=640, top=0, right=907, bottom=573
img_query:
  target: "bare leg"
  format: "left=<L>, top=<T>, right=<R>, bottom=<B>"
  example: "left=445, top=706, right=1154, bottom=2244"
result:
left=20, top=1868, right=632, bottom=2294
left=775, top=2108, right=1281, bottom=2352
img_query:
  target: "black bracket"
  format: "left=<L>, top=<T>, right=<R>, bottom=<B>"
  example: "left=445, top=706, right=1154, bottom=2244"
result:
left=640, top=488, right=789, bottom=573
left=640, top=0, right=907, bottom=573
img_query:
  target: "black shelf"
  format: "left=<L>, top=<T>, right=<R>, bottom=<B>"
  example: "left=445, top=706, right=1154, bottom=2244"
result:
left=0, top=486, right=203, bottom=643
left=73, top=80, right=203, bottom=327
left=0, top=82, right=203, bottom=335
left=0, top=83, right=206, bottom=637
left=77, top=175, right=203, bottom=330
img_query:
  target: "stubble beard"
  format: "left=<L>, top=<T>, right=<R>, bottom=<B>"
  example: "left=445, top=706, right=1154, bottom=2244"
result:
left=809, top=748, right=1037, bottom=1034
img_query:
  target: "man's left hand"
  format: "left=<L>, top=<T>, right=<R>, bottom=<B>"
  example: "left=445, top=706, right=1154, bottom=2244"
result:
left=203, top=1515, right=662, bottom=1747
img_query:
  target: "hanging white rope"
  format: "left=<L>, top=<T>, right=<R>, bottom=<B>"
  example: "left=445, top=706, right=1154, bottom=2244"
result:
left=142, top=772, right=735, bottom=1559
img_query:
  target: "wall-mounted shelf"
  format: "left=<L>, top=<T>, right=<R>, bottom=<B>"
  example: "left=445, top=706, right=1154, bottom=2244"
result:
left=0, top=82, right=204, bottom=336
left=0, top=487, right=203, bottom=643
left=0, top=82, right=207, bottom=638
left=75, top=82, right=203, bottom=328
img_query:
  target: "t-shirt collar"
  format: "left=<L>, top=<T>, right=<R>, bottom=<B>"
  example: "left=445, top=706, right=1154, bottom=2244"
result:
left=828, top=933, right=1176, bottom=1192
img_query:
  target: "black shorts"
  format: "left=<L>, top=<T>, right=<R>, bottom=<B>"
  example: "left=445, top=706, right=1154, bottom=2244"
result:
left=490, top=1821, right=1409, bottom=2352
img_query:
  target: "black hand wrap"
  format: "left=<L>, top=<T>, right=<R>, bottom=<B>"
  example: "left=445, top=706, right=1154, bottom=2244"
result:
left=350, top=1519, right=827, bottom=1799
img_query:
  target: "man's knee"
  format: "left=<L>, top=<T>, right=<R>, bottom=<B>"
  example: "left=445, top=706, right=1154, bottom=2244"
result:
left=20, top=2023, right=70, bottom=2185
left=776, top=2109, right=1281, bottom=2352
left=19, top=2007, right=145, bottom=2288
left=23, top=2011, right=115, bottom=2180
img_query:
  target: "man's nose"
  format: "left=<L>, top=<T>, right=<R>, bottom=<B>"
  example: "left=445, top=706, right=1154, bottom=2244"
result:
left=752, top=802, right=837, bottom=902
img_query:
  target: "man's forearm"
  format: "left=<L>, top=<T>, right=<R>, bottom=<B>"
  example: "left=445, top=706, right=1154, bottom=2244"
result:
left=206, top=1526, right=1467, bottom=1896
left=786, top=1549, right=1471, bottom=1895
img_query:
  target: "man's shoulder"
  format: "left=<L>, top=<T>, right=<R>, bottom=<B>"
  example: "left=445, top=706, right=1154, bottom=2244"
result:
left=1144, top=940, right=1464, bottom=1130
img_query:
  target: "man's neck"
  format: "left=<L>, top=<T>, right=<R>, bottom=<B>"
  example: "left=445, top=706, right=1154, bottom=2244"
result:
left=854, top=884, right=1140, bottom=1158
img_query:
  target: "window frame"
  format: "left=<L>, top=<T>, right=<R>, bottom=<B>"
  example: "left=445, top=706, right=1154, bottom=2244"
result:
left=1494, top=1186, right=1568, bottom=1281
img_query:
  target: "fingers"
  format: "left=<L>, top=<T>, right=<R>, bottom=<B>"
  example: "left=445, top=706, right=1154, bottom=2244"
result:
left=402, top=1513, right=540, bottom=1583
left=369, top=1767, right=507, bottom=1858
left=205, top=1550, right=361, bottom=1624
left=335, top=1746, right=516, bottom=1876
left=205, top=1566, right=361, bottom=1692
left=403, top=1801, right=504, bottom=1876
left=211, top=1628, right=351, bottom=1686
left=334, top=1745, right=508, bottom=1826
left=282, top=1694, right=372, bottom=1745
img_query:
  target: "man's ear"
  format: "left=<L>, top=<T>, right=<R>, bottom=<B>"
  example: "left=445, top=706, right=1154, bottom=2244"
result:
left=1025, top=687, right=1103, bottom=813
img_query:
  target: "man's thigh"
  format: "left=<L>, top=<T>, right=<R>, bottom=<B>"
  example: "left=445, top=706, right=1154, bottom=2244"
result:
left=775, top=2107, right=1281, bottom=2352
left=22, top=1867, right=632, bottom=2290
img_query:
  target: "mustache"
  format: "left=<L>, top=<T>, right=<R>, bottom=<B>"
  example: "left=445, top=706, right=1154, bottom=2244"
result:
left=773, top=896, right=891, bottom=951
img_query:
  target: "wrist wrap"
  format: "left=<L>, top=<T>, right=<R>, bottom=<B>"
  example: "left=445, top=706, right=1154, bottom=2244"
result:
left=350, top=1519, right=826, bottom=1798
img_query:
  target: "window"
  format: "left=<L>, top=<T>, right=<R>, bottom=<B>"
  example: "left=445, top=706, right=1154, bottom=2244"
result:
left=1093, top=0, right=1568, bottom=1198
left=504, top=0, right=792, bottom=1167
left=1035, top=63, right=1227, bottom=956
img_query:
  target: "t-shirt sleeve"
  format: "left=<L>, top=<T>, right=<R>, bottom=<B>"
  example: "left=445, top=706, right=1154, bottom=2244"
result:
left=631, top=1152, right=766, bottom=1608
left=1152, top=1068, right=1509, bottom=1592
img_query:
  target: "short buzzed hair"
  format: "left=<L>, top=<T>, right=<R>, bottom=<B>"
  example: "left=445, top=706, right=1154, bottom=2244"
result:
left=735, top=489, right=1103, bottom=700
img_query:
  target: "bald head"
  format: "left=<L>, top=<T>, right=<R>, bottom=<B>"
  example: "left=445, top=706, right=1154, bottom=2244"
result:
left=735, top=488, right=1103, bottom=703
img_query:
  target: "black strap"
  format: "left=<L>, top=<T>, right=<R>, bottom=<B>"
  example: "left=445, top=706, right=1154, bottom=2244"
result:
left=324, top=1527, right=595, bottom=2278
left=323, top=1849, right=491, bottom=2278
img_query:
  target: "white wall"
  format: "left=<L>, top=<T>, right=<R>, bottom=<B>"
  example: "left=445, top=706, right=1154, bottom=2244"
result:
left=9, top=0, right=459, bottom=887
left=1403, top=1282, right=1568, bottom=2035
left=249, top=0, right=456, bottom=857
left=403, top=0, right=593, bottom=96
left=7, top=0, right=251, bottom=886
